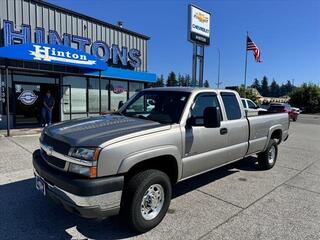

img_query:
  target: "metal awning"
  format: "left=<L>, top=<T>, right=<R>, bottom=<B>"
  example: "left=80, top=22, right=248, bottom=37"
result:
left=0, top=43, right=108, bottom=72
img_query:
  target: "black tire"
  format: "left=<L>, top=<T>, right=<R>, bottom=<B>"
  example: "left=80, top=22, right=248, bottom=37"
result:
left=293, top=117, right=297, bottom=122
left=258, top=139, right=278, bottom=170
left=120, top=169, right=172, bottom=233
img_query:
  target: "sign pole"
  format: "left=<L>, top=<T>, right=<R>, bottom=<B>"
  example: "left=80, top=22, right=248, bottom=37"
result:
left=244, top=31, right=249, bottom=97
left=192, top=44, right=197, bottom=87
left=199, top=45, right=204, bottom=87
left=99, top=70, right=101, bottom=114
left=5, top=64, right=10, bottom=137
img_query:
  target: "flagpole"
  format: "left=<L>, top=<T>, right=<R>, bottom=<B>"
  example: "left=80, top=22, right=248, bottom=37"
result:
left=244, top=31, right=248, bottom=97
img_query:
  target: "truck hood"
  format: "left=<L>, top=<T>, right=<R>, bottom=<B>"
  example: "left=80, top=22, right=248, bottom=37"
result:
left=44, top=114, right=170, bottom=147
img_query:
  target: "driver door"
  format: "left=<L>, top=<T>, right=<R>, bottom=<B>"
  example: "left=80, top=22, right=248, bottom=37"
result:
left=182, top=93, right=229, bottom=178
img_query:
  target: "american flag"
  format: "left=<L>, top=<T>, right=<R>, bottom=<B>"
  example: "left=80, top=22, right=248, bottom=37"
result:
left=247, top=36, right=261, bottom=62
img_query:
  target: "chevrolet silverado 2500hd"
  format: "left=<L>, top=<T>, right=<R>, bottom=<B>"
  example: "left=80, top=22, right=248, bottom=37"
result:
left=33, top=87, right=289, bottom=232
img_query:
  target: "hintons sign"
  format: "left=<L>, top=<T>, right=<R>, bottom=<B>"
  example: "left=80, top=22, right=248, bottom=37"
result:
left=30, top=45, right=96, bottom=66
left=188, top=5, right=211, bottom=45
left=0, top=43, right=107, bottom=71
left=3, top=20, right=142, bottom=69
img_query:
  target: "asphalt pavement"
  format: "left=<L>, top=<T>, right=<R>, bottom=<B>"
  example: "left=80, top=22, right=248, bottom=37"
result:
left=0, top=114, right=320, bottom=240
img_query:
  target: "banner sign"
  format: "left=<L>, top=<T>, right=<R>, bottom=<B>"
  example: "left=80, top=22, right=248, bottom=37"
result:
left=188, top=5, right=211, bottom=45
left=0, top=43, right=108, bottom=72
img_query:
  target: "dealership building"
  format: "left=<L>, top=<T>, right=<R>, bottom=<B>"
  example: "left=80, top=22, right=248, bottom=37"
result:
left=0, top=0, right=156, bottom=130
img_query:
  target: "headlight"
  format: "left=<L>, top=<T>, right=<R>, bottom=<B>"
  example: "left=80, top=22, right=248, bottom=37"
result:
left=69, top=147, right=101, bottom=161
left=69, top=163, right=97, bottom=178
left=68, top=147, right=101, bottom=178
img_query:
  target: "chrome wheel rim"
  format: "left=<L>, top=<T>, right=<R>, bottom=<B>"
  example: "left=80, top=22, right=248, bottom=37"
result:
left=268, top=145, right=276, bottom=165
left=141, top=184, right=164, bottom=221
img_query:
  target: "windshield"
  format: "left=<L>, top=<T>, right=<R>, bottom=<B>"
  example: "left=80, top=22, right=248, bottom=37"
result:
left=119, top=91, right=191, bottom=124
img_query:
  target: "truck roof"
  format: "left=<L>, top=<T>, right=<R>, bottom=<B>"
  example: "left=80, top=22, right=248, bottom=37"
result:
left=142, top=87, right=236, bottom=94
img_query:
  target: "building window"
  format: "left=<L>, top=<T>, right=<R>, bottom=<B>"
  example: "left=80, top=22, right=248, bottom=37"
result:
left=129, top=82, right=144, bottom=98
left=110, top=80, right=128, bottom=111
left=88, top=78, right=100, bottom=113
left=101, top=79, right=109, bottom=113
left=63, top=76, right=87, bottom=113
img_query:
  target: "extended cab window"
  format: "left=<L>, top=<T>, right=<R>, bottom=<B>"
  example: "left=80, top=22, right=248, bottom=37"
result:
left=221, top=93, right=242, bottom=120
left=241, top=99, right=246, bottom=108
left=191, top=93, right=221, bottom=125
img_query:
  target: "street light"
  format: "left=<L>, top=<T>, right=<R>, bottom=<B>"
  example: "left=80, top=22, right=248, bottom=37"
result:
left=216, top=48, right=222, bottom=89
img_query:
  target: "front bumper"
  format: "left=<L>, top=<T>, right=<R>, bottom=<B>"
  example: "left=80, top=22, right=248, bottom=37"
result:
left=33, top=149, right=123, bottom=219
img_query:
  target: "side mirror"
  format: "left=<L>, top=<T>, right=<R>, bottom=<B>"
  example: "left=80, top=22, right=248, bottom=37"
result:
left=204, top=106, right=221, bottom=128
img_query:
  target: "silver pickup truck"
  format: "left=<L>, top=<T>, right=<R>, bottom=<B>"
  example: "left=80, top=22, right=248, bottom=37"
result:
left=33, top=87, right=289, bottom=232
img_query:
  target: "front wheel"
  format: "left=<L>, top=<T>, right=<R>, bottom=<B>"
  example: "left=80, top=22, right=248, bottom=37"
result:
left=121, top=169, right=172, bottom=233
left=257, top=139, right=278, bottom=170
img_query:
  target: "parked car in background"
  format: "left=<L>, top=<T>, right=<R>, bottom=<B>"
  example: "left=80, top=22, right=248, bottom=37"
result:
left=268, top=103, right=298, bottom=121
left=241, top=98, right=267, bottom=116
left=292, top=107, right=301, bottom=115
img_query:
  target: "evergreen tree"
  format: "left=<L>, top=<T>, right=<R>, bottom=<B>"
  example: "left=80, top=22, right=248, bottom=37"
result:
left=251, top=78, right=261, bottom=93
left=279, top=84, right=286, bottom=96
left=153, top=74, right=164, bottom=87
left=284, top=80, right=294, bottom=94
left=177, top=74, right=186, bottom=86
left=166, top=71, right=178, bottom=86
left=261, top=76, right=269, bottom=96
left=204, top=80, right=210, bottom=88
left=185, top=74, right=191, bottom=87
left=270, top=79, right=280, bottom=97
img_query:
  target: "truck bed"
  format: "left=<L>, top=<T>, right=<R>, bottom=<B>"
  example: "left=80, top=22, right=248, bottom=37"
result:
left=246, top=112, right=289, bottom=155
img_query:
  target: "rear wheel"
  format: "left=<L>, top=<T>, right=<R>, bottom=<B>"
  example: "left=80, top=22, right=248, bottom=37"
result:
left=258, top=139, right=278, bottom=170
left=121, top=169, right=172, bottom=233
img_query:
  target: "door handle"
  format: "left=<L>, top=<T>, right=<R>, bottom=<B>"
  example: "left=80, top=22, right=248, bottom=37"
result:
left=220, top=128, right=228, bottom=135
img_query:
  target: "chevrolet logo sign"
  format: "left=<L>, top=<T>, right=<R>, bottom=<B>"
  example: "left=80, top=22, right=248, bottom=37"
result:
left=194, top=12, right=208, bottom=23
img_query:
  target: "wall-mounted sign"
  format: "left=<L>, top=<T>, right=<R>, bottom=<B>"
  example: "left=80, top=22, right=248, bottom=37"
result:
left=188, top=5, right=211, bottom=45
left=18, top=90, right=38, bottom=105
left=0, top=43, right=108, bottom=71
left=113, top=86, right=125, bottom=94
left=3, top=20, right=142, bottom=69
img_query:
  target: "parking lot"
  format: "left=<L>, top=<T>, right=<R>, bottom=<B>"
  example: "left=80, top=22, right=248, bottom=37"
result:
left=0, top=114, right=320, bottom=240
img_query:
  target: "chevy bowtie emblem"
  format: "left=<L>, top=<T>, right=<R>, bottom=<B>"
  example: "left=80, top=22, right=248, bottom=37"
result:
left=18, top=90, right=38, bottom=105
left=194, top=12, right=208, bottom=23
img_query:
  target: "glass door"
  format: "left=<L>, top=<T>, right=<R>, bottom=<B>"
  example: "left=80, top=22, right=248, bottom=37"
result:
left=61, top=85, right=72, bottom=121
left=14, top=83, right=42, bottom=126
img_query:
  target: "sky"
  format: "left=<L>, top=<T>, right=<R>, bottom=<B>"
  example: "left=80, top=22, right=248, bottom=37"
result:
left=48, top=0, right=320, bottom=88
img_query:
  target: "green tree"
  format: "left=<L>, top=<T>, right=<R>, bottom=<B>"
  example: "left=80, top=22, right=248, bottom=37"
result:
left=177, top=74, right=186, bottom=86
left=185, top=74, right=191, bottom=87
left=289, top=83, right=320, bottom=113
left=261, top=76, right=269, bottom=96
left=270, top=79, right=280, bottom=97
left=251, top=78, right=261, bottom=93
left=166, top=71, right=178, bottom=86
left=153, top=74, right=165, bottom=87
left=235, top=85, right=257, bottom=102
left=204, top=80, right=210, bottom=88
